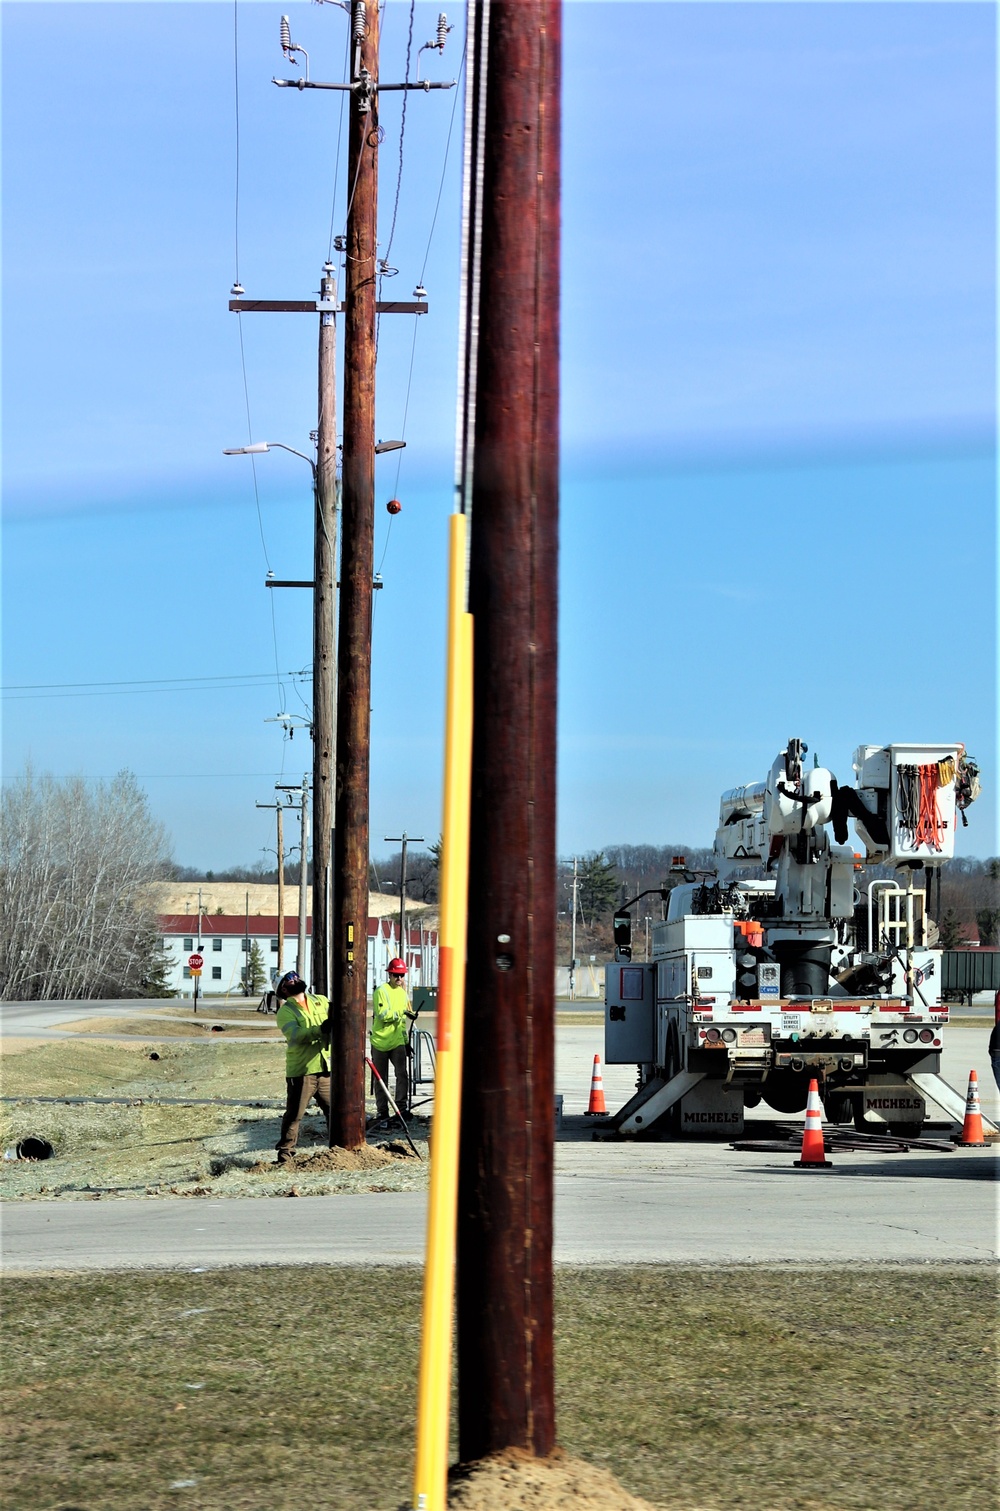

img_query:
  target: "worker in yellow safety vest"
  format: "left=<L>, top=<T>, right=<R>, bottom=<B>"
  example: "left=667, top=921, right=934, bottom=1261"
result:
left=370, top=957, right=416, bottom=1126
left=274, top=971, right=332, bottom=1164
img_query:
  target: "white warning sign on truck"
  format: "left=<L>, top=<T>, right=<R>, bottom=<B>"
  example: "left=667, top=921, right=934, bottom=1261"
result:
left=758, top=963, right=780, bottom=998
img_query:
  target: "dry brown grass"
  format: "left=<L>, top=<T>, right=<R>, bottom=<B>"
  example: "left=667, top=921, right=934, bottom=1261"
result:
left=62, top=1014, right=276, bottom=1040
left=1, top=1265, right=995, bottom=1511
left=0, top=1040, right=429, bottom=1200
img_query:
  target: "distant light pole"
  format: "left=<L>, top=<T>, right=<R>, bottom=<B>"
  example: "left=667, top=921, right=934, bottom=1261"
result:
left=569, top=858, right=579, bottom=1000
left=277, top=777, right=310, bottom=979
left=384, top=832, right=424, bottom=971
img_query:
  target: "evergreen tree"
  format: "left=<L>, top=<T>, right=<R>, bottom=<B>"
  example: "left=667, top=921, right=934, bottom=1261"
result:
left=975, top=908, right=1000, bottom=947
left=245, top=941, right=267, bottom=996
left=578, top=852, right=619, bottom=924
left=937, top=908, right=964, bottom=951
left=138, top=931, right=177, bottom=998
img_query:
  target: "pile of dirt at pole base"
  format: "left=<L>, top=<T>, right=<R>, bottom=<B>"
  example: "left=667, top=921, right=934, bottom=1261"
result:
left=249, top=1142, right=418, bottom=1175
left=444, top=1449, right=660, bottom=1510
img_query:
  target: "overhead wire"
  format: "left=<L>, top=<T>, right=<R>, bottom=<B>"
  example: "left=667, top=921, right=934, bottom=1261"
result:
left=3, top=677, right=312, bottom=704
left=326, top=23, right=352, bottom=261
left=373, top=22, right=468, bottom=593
left=376, top=0, right=415, bottom=354
left=233, top=0, right=241, bottom=288
left=233, top=0, right=287, bottom=721
left=3, top=672, right=308, bottom=692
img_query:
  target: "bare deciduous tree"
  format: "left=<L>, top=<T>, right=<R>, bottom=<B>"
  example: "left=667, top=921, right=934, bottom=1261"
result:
left=0, top=766, right=172, bottom=1001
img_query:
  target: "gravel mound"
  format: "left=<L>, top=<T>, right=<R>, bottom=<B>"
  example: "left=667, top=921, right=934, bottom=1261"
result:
left=446, top=1449, right=661, bottom=1510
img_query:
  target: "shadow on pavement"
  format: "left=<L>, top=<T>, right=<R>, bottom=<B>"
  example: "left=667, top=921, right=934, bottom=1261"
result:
left=749, top=1155, right=997, bottom=1181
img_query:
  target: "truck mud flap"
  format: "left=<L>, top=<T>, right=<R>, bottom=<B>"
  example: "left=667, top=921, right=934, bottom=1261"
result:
left=908, top=1071, right=1000, bottom=1136
left=608, top=1071, right=706, bottom=1138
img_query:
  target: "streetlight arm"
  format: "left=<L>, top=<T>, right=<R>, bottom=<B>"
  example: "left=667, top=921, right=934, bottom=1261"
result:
left=267, top=442, right=317, bottom=476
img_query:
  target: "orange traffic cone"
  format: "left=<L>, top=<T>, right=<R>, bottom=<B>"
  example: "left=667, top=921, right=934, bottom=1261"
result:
left=953, top=1069, right=987, bottom=1146
left=794, top=1079, right=833, bottom=1169
left=585, top=1054, right=607, bottom=1116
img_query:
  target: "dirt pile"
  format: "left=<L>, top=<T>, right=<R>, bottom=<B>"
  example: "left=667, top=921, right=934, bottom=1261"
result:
left=446, top=1449, right=661, bottom=1511
left=249, top=1142, right=418, bottom=1175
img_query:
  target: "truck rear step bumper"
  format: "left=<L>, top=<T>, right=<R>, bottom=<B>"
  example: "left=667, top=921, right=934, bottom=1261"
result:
left=607, top=1070, right=706, bottom=1137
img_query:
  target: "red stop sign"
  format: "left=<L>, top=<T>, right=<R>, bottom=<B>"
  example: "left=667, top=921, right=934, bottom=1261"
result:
left=188, top=953, right=204, bottom=969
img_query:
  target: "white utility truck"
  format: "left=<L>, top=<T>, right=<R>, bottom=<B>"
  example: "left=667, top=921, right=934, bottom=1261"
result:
left=604, top=738, right=993, bottom=1139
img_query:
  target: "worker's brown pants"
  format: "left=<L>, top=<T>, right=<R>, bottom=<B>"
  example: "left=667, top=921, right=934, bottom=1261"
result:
left=371, top=1045, right=408, bottom=1118
left=276, top=1072, right=331, bottom=1159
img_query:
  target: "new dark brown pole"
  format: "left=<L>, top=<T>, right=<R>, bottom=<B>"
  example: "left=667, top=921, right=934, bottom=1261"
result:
left=313, top=262, right=338, bottom=1002
left=331, top=0, right=380, bottom=1148
left=458, top=0, right=561, bottom=1462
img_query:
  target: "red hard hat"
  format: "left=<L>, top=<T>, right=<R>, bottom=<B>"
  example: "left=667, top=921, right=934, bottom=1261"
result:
left=388, top=957, right=407, bottom=975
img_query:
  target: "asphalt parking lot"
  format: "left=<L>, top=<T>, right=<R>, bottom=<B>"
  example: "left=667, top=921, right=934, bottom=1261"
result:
left=3, top=1016, right=995, bottom=1270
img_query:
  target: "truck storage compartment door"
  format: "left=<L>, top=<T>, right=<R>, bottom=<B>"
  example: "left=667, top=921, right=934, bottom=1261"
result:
left=605, top=961, right=655, bottom=1064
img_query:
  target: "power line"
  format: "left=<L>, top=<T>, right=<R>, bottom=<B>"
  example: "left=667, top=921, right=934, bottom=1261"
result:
left=419, top=29, right=467, bottom=284
left=0, top=772, right=294, bottom=782
left=232, top=0, right=286, bottom=719
left=3, top=673, right=310, bottom=702
left=326, top=23, right=352, bottom=260
left=374, top=24, right=467, bottom=580
left=3, top=671, right=304, bottom=692
left=383, top=0, right=415, bottom=269
left=233, top=0, right=241, bottom=285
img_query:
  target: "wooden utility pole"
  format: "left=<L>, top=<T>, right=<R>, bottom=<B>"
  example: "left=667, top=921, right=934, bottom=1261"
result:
left=331, top=0, right=381, bottom=1149
left=240, top=10, right=451, bottom=1143
left=312, top=261, right=339, bottom=997
left=458, top=0, right=562, bottom=1464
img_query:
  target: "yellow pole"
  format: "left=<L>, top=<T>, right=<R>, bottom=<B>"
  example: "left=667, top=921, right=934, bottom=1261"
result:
left=412, top=512, right=473, bottom=1511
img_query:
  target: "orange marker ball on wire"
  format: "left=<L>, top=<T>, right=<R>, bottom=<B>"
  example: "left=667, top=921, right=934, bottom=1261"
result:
left=386, top=498, right=402, bottom=515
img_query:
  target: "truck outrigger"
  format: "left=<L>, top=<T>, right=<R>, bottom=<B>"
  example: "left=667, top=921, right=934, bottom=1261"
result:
left=603, top=738, right=995, bottom=1139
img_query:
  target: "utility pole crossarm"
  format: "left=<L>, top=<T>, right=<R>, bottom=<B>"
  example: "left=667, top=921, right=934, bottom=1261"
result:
left=230, top=299, right=428, bottom=315
left=272, top=77, right=455, bottom=92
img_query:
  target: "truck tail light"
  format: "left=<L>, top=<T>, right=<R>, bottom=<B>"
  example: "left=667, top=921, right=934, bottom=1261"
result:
left=705, top=1028, right=722, bottom=1042
left=903, top=1029, right=918, bottom=1043
left=918, top=1029, right=935, bottom=1043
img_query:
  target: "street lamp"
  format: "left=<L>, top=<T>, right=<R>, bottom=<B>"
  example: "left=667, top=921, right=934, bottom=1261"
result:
left=223, top=440, right=317, bottom=473
left=225, top=439, right=403, bottom=462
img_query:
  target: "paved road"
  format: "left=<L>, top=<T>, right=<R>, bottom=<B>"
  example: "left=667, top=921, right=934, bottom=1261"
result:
left=3, top=1010, right=997, bottom=1271
left=4, top=1138, right=995, bottom=1270
left=1, top=998, right=187, bottom=1036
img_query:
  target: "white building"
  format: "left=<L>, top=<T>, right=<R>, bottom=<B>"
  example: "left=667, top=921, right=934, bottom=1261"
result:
left=158, top=913, right=438, bottom=999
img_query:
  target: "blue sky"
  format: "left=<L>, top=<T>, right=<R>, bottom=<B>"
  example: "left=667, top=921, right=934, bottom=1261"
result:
left=3, top=1, right=996, bottom=870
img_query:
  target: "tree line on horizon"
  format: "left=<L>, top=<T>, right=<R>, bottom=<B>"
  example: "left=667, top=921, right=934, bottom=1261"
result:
left=2, top=763, right=996, bottom=1000
left=167, top=843, right=999, bottom=942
